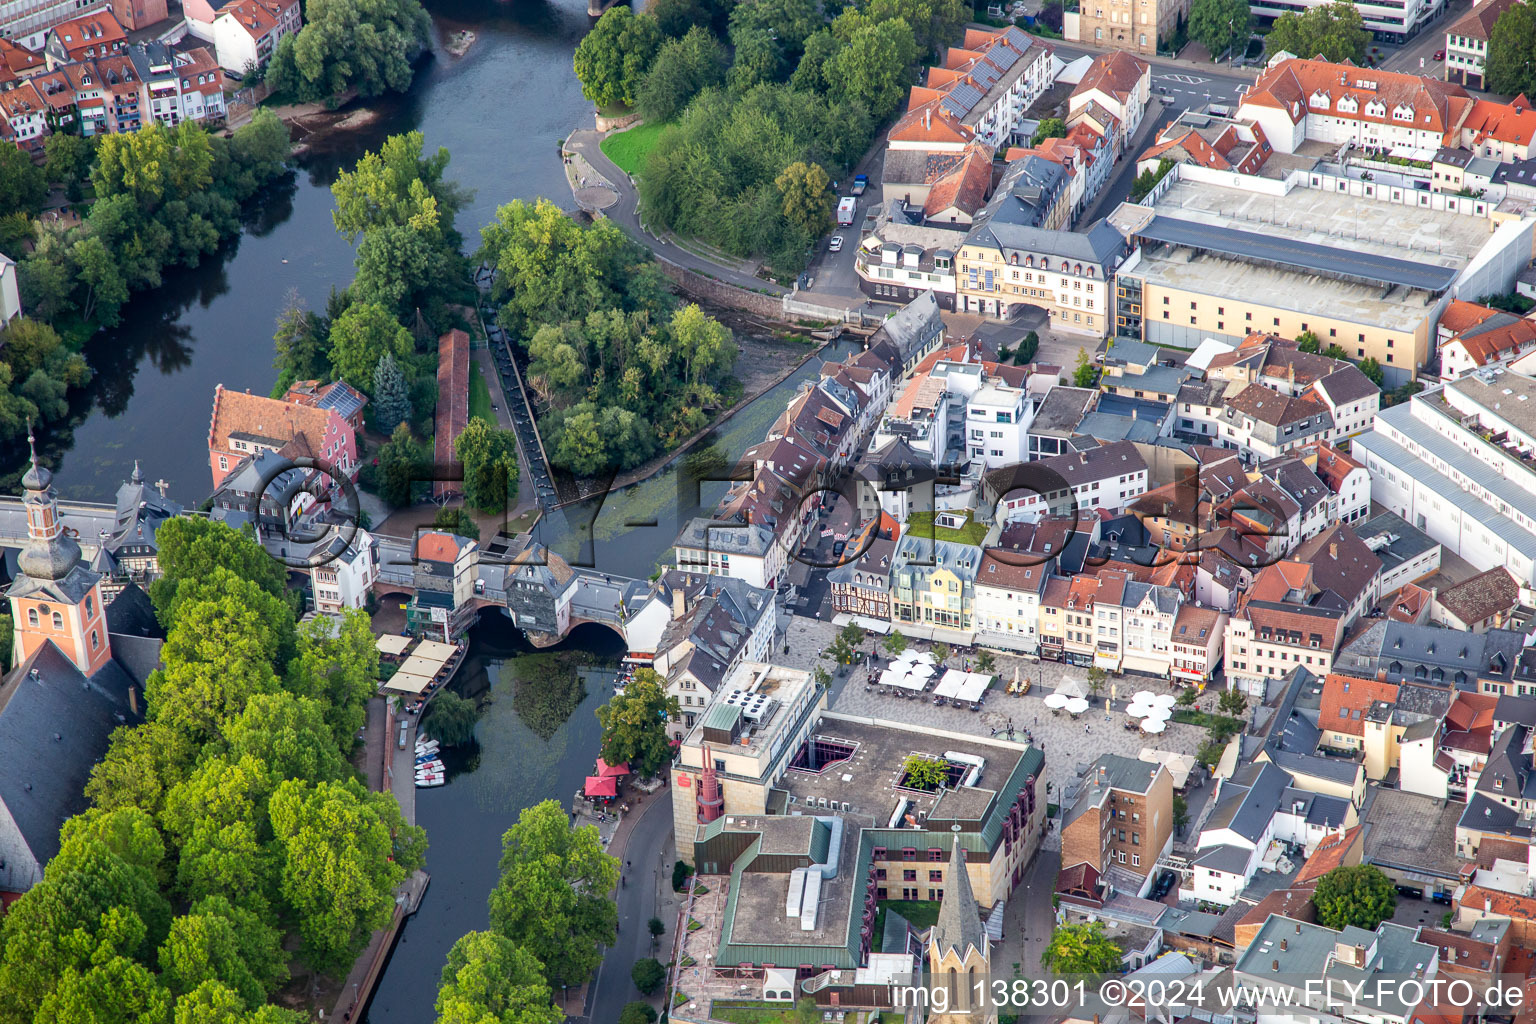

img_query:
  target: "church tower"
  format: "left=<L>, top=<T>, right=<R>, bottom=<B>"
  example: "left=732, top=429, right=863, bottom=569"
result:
left=928, top=842, right=997, bottom=1024
left=7, top=433, right=111, bottom=676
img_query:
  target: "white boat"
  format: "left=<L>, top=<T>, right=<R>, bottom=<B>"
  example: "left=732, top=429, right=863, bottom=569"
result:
left=416, top=771, right=445, bottom=783
left=416, top=760, right=445, bottom=773
left=415, top=741, right=439, bottom=755
left=415, top=776, right=444, bottom=788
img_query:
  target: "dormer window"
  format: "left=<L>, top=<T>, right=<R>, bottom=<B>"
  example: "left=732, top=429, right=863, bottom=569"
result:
left=1392, top=104, right=1414, bottom=123
left=1366, top=100, right=1386, bottom=118
left=1309, top=90, right=1330, bottom=110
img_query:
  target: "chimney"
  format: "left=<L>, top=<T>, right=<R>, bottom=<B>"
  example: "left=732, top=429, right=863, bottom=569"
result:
left=672, top=584, right=686, bottom=621
left=128, top=686, right=138, bottom=715
left=1281, top=938, right=1288, bottom=950
left=1329, top=542, right=1338, bottom=559
left=1272, top=960, right=1280, bottom=972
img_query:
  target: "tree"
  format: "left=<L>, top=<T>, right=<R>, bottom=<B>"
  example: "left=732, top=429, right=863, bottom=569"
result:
left=159, top=902, right=285, bottom=1009
left=1196, top=740, right=1226, bottom=767
left=1129, top=158, right=1175, bottom=202
left=372, top=351, right=413, bottom=431
left=1189, top=0, right=1249, bottom=59
left=433, top=506, right=481, bottom=543
left=825, top=632, right=855, bottom=666
left=648, top=917, right=666, bottom=940
left=595, top=668, right=679, bottom=779
left=423, top=690, right=479, bottom=747
left=902, top=754, right=949, bottom=790
left=884, top=630, right=908, bottom=658
left=488, top=800, right=620, bottom=989
left=1015, top=330, right=1039, bottom=365
left=272, top=290, right=332, bottom=393
left=619, top=1003, right=657, bottom=1024
left=377, top=422, right=424, bottom=508
left=264, top=0, right=432, bottom=102
left=1296, top=330, right=1320, bottom=352
left=1032, top=117, right=1067, bottom=145
left=0, top=612, right=10, bottom=672
left=1322, top=344, right=1349, bottom=360
left=43, top=133, right=95, bottom=198
left=454, top=417, right=521, bottom=514
left=0, top=143, right=47, bottom=218
left=631, top=958, right=666, bottom=995
left=672, top=860, right=690, bottom=892
left=775, top=160, right=833, bottom=237
left=574, top=7, right=664, bottom=108
left=1216, top=688, right=1246, bottom=716
left=976, top=651, right=996, bottom=674
left=434, top=931, right=563, bottom=1024
left=931, top=641, right=950, bottom=665
left=353, top=222, right=453, bottom=316
left=1173, top=794, right=1190, bottom=831
left=1086, top=667, right=1108, bottom=701
left=1312, top=865, right=1397, bottom=930
left=328, top=301, right=414, bottom=391
left=1486, top=1, right=1536, bottom=97
left=1041, top=921, right=1122, bottom=975
left=331, top=130, right=463, bottom=244
left=149, top=518, right=291, bottom=629
left=1176, top=686, right=1199, bottom=707
left=827, top=19, right=918, bottom=120
left=839, top=622, right=867, bottom=653
left=268, top=777, right=427, bottom=975
left=1073, top=347, right=1097, bottom=388
left=1264, top=2, right=1367, bottom=64
left=637, top=26, right=728, bottom=123
left=223, top=692, right=350, bottom=787
left=284, top=610, right=381, bottom=749
left=1359, top=356, right=1384, bottom=387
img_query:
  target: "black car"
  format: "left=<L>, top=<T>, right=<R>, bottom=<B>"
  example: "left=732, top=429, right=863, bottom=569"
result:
left=1396, top=884, right=1425, bottom=900
left=1151, top=870, right=1177, bottom=899
left=832, top=540, right=846, bottom=558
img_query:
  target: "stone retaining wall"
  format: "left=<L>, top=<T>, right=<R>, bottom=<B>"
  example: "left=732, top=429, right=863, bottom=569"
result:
left=655, top=260, right=787, bottom=320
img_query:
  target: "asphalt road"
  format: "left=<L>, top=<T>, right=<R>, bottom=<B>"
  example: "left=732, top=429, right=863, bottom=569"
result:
left=586, top=796, right=678, bottom=1024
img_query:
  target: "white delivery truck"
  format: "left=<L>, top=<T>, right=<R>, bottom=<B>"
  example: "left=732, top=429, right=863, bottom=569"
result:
left=836, top=196, right=856, bottom=226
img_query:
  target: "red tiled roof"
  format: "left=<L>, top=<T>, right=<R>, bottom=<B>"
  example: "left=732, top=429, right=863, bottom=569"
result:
left=1243, top=57, right=1471, bottom=138
left=1294, top=825, right=1363, bottom=885
left=1072, top=50, right=1148, bottom=104
left=1320, top=674, right=1397, bottom=737
left=50, top=9, right=126, bottom=59
left=1448, top=0, right=1522, bottom=45
left=1436, top=567, right=1520, bottom=627
left=924, top=142, right=995, bottom=219
left=1462, top=97, right=1536, bottom=148
left=434, top=329, right=469, bottom=500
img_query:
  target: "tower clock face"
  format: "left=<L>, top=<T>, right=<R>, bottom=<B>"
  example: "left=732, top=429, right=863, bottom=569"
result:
left=37, top=605, right=49, bottom=616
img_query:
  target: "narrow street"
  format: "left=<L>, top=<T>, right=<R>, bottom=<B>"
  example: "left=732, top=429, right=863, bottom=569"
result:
left=584, top=793, right=679, bottom=1024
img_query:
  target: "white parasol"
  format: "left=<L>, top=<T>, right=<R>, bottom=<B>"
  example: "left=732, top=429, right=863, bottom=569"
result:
left=908, top=662, right=936, bottom=679
left=1065, top=697, right=1091, bottom=715
left=1044, top=693, right=1070, bottom=709
left=1125, top=703, right=1153, bottom=719
left=1141, top=718, right=1168, bottom=734
left=1153, top=693, right=1178, bottom=709
left=1133, top=690, right=1159, bottom=704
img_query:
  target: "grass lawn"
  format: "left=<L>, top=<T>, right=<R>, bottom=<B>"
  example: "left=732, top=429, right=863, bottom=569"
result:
left=600, top=120, right=667, bottom=176
left=906, top=510, right=988, bottom=546
left=713, top=1005, right=787, bottom=1024
left=873, top=898, right=941, bottom=943
left=469, top=360, right=494, bottom=424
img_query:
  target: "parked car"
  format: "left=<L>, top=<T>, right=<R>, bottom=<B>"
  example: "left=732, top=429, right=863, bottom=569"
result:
left=1396, top=884, right=1425, bottom=900
left=851, top=173, right=869, bottom=195
left=1431, top=890, right=1454, bottom=905
left=1434, top=49, right=1445, bottom=60
left=828, top=235, right=844, bottom=253
left=1151, top=870, right=1178, bottom=899
left=832, top=539, right=847, bottom=557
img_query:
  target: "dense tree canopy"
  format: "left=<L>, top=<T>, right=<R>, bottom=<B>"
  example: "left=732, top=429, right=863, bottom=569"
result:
left=1041, top=921, right=1123, bottom=975
left=434, top=932, right=563, bottom=1024
left=1189, top=0, right=1249, bottom=59
left=1264, top=2, right=1367, bottom=64
left=1485, top=1, right=1536, bottom=98
left=637, top=26, right=730, bottom=122
left=487, top=801, right=619, bottom=989
left=595, top=669, right=679, bottom=779
left=574, top=7, right=664, bottom=108
left=265, top=0, right=431, bottom=102
left=453, top=418, right=520, bottom=514
left=21, top=111, right=289, bottom=334
left=1312, top=865, right=1397, bottom=930
left=0, top=146, right=46, bottom=220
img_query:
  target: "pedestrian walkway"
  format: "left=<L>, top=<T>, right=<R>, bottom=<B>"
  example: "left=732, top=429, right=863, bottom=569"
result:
left=564, top=126, right=788, bottom=297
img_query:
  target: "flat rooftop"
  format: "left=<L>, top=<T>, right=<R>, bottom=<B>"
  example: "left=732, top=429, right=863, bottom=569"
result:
left=1363, top=787, right=1465, bottom=880
left=781, top=714, right=1035, bottom=829
left=1445, top=367, right=1536, bottom=441
left=726, top=817, right=864, bottom=949
left=1137, top=215, right=1457, bottom=292
left=1151, top=179, right=1489, bottom=266
left=1125, top=244, right=1438, bottom=335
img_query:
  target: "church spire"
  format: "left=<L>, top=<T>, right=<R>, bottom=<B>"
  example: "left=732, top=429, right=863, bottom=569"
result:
left=17, top=428, right=81, bottom=582
left=933, top=841, right=985, bottom=961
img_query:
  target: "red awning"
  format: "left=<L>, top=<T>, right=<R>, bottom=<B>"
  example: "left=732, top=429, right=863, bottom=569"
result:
left=596, top=759, right=629, bottom=777
left=584, top=775, right=619, bottom=798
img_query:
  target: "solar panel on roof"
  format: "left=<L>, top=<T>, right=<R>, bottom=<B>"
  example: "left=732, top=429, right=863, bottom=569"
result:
left=1003, top=26, right=1030, bottom=47
left=324, top=388, right=366, bottom=419
left=940, top=94, right=968, bottom=118
left=971, top=62, right=1000, bottom=88
left=988, top=45, right=1020, bottom=72
left=946, top=82, right=985, bottom=114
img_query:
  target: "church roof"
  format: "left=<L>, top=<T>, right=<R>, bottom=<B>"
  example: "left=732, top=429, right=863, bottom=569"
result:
left=0, top=640, right=142, bottom=890
left=933, top=840, right=986, bottom=961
